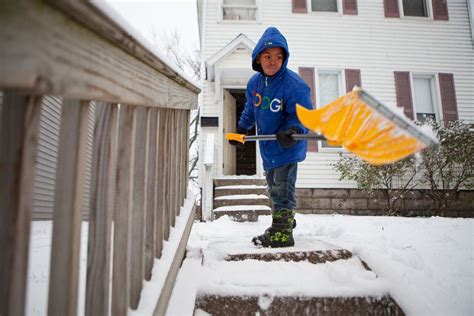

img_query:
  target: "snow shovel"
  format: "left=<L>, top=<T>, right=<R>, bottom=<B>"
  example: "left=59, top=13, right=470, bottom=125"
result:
left=226, top=87, right=438, bottom=165
left=295, top=87, right=439, bottom=165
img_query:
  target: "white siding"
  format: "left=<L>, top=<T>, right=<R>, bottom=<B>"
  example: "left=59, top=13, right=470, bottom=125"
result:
left=33, top=96, right=62, bottom=220
left=201, top=0, right=474, bottom=188
left=32, top=98, right=96, bottom=220
left=202, top=81, right=218, bottom=115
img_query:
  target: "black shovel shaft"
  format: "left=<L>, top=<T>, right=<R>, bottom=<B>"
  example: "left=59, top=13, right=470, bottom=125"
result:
left=243, top=133, right=327, bottom=142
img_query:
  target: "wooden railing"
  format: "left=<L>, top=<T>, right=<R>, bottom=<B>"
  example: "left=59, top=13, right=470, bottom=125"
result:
left=0, top=1, right=200, bottom=315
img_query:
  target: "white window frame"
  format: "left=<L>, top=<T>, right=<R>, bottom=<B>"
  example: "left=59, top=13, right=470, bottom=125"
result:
left=218, top=0, right=261, bottom=23
left=315, top=69, right=345, bottom=152
left=410, top=73, right=441, bottom=122
left=398, top=0, right=433, bottom=20
left=308, top=0, right=343, bottom=15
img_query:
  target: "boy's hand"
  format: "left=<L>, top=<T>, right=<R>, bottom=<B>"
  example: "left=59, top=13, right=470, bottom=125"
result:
left=229, top=127, right=247, bottom=147
left=276, top=127, right=299, bottom=148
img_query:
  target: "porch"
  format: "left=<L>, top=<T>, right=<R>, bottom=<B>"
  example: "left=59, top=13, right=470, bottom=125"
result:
left=0, top=1, right=198, bottom=314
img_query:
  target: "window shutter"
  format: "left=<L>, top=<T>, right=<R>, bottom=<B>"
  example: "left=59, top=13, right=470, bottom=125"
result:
left=292, top=0, right=307, bottom=13
left=432, top=0, right=449, bottom=20
left=345, top=69, right=361, bottom=92
left=298, top=67, right=316, bottom=106
left=439, top=73, right=458, bottom=124
left=384, top=0, right=400, bottom=17
left=394, top=71, right=414, bottom=120
left=343, top=0, right=358, bottom=15
left=298, top=67, right=318, bottom=152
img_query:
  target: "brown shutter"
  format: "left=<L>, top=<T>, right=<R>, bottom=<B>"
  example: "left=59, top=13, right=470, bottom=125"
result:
left=292, top=0, right=307, bottom=13
left=298, top=67, right=316, bottom=107
left=384, top=0, right=400, bottom=17
left=298, top=67, right=318, bottom=152
left=439, top=73, right=458, bottom=124
left=343, top=0, right=358, bottom=15
left=345, top=69, right=361, bottom=92
left=432, top=0, right=449, bottom=20
left=394, top=71, right=414, bottom=120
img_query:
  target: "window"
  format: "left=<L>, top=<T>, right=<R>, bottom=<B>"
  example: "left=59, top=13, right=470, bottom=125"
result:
left=402, top=0, right=428, bottom=17
left=222, top=0, right=258, bottom=21
left=317, top=71, right=343, bottom=149
left=412, top=76, right=438, bottom=123
left=311, top=0, right=338, bottom=12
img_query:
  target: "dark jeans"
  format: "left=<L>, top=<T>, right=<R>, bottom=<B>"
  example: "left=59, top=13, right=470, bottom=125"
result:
left=265, top=162, right=298, bottom=212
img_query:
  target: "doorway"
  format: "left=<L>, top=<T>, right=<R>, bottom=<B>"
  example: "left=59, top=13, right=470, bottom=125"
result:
left=228, top=89, right=256, bottom=175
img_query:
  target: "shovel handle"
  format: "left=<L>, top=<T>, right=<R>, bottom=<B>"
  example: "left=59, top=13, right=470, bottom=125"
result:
left=226, top=133, right=327, bottom=144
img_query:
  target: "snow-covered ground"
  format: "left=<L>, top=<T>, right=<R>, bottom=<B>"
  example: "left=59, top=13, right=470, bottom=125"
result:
left=170, top=214, right=473, bottom=315
left=27, top=214, right=473, bottom=315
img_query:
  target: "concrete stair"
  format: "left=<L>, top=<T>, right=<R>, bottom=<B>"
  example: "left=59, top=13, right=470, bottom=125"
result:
left=196, top=295, right=403, bottom=315
left=194, top=248, right=404, bottom=315
left=212, top=177, right=271, bottom=221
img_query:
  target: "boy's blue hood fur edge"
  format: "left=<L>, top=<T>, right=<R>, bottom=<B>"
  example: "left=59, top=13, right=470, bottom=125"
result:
left=252, top=27, right=289, bottom=74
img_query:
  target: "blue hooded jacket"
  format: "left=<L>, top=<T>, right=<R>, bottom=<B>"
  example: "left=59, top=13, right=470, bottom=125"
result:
left=238, top=27, right=313, bottom=171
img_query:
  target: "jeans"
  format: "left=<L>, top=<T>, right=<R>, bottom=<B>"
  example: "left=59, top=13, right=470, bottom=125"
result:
left=265, top=162, right=298, bottom=212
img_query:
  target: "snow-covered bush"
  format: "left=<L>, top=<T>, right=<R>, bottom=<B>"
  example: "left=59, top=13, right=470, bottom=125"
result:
left=333, top=154, right=419, bottom=215
left=419, top=120, right=473, bottom=213
left=333, top=120, right=473, bottom=216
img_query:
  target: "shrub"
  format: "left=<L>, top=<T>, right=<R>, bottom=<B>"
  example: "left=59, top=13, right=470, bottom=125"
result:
left=419, top=120, right=474, bottom=213
left=333, top=154, right=419, bottom=215
left=333, top=120, right=473, bottom=216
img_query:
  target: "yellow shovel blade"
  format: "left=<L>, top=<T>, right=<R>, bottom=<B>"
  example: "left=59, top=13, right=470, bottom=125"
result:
left=296, top=88, right=438, bottom=165
left=225, top=133, right=246, bottom=144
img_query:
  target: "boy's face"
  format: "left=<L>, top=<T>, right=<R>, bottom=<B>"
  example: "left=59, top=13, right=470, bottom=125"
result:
left=257, top=46, right=284, bottom=77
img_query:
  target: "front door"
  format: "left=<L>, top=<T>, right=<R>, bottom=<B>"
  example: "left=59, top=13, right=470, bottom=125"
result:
left=223, top=90, right=237, bottom=175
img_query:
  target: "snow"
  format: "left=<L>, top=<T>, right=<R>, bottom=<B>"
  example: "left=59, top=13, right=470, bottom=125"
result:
left=213, top=205, right=271, bottom=212
left=167, top=214, right=473, bottom=316
left=26, top=192, right=196, bottom=316
left=214, top=194, right=269, bottom=200
left=26, top=212, right=473, bottom=315
left=215, top=185, right=267, bottom=189
left=131, top=193, right=195, bottom=315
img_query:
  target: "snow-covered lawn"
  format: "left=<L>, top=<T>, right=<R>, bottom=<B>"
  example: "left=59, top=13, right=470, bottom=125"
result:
left=27, top=214, right=473, bottom=315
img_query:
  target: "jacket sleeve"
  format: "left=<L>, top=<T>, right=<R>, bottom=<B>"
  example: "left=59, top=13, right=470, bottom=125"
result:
left=284, top=84, right=313, bottom=134
left=238, top=80, right=256, bottom=131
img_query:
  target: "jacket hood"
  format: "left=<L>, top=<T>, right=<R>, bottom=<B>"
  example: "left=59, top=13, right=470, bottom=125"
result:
left=252, top=27, right=289, bottom=75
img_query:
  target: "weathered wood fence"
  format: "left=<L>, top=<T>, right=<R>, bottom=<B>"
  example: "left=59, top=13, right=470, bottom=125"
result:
left=0, top=1, right=199, bottom=315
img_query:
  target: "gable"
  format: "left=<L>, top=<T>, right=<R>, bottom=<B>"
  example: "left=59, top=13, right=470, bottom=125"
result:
left=206, top=33, right=255, bottom=81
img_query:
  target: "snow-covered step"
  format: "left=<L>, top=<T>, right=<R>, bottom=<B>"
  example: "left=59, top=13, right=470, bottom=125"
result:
left=214, top=176, right=266, bottom=187
left=195, top=295, right=403, bottom=315
left=213, top=205, right=271, bottom=222
left=194, top=240, right=401, bottom=315
left=214, top=184, right=267, bottom=197
left=213, top=194, right=270, bottom=208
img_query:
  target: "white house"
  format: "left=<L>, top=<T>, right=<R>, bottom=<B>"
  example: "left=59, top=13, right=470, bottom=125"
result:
left=196, top=0, right=474, bottom=219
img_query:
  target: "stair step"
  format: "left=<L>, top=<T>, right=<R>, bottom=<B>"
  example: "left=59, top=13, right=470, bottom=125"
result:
left=214, top=184, right=267, bottom=197
left=213, top=194, right=270, bottom=208
left=214, top=176, right=266, bottom=187
left=213, top=205, right=271, bottom=222
left=225, top=249, right=353, bottom=265
left=195, top=295, right=404, bottom=315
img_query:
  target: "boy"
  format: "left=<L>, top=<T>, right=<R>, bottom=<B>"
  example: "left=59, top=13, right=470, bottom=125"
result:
left=230, top=27, right=313, bottom=247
